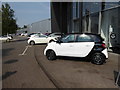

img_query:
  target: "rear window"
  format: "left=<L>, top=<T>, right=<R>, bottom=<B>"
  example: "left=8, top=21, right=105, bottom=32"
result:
left=90, top=35, right=103, bottom=42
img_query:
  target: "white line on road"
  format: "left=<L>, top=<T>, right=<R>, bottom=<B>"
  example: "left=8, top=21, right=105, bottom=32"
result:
left=19, top=45, right=32, bottom=56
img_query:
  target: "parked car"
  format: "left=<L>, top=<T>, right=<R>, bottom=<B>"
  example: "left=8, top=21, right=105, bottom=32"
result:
left=27, top=34, right=58, bottom=45
left=21, top=33, right=28, bottom=36
left=44, top=33, right=52, bottom=36
left=44, top=33, right=108, bottom=65
left=27, top=33, right=37, bottom=37
left=48, top=32, right=63, bottom=38
left=0, top=35, right=13, bottom=42
left=27, top=33, right=43, bottom=39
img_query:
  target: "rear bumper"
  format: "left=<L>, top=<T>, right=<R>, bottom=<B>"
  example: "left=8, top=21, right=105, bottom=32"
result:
left=102, top=48, right=108, bottom=59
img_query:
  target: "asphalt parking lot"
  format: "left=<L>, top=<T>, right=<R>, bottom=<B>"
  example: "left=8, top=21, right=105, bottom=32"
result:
left=2, top=36, right=119, bottom=88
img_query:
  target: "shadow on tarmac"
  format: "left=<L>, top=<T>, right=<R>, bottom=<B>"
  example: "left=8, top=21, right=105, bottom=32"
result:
left=12, top=39, right=28, bottom=43
left=2, top=48, right=14, bottom=57
left=1, top=71, right=17, bottom=80
left=3, top=59, right=18, bottom=64
left=57, top=56, right=90, bottom=62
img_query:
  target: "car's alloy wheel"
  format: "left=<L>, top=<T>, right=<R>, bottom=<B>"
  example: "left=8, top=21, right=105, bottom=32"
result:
left=46, top=50, right=56, bottom=60
left=91, top=53, right=105, bottom=65
left=30, top=41, right=35, bottom=45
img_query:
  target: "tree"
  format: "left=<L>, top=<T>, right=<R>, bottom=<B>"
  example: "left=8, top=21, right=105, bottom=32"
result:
left=23, top=25, right=27, bottom=28
left=2, top=3, right=18, bottom=35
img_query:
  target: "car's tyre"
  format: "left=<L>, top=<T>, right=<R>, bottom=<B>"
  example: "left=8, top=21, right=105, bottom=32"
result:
left=29, top=41, right=35, bottom=45
left=49, top=40, right=55, bottom=43
left=46, top=50, right=56, bottom=60
left=91, top=53, right=105, bottom=65
left=6, top=39, right=10, bottom=42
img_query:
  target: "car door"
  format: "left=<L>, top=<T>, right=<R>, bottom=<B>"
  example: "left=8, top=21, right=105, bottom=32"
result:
left=35, top=35, right=48, bottom=43
left=39, top=35, right=48, bottom=43
left=73, top=34, right=95, bottom=57
left=55, top=34, right=76, bottom=56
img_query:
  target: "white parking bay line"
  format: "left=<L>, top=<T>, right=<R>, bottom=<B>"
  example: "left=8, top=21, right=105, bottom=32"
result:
left=19, top=46, right=31, bottom=56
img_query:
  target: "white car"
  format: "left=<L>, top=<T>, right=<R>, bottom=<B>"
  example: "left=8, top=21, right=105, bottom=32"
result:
left=48, top=32, right=62, bottom=38
left=27, top=34, right=58, bottom=45
left=44, top=33, right=108, bottom=65
left=27, top=33, right=44, bottom=39
left=0, top=35, right=13, bottom=42
left=21, top=33, right=28, bottom=36
left=30, top=33, right=43, bottom=37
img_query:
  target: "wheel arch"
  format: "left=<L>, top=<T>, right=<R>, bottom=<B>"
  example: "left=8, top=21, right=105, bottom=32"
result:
left=29, top=40, right=35, bottom=44
left=49, top=39, right=55, bottom=43
left=87, top=50, right=106, bottom=60
left=90, top=52, right=106, bottom=65
left=46, top=49, right=56, bottom=55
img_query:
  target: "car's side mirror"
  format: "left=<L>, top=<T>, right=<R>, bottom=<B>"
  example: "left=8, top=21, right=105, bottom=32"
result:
left=56, top=40, right=63, bottom=43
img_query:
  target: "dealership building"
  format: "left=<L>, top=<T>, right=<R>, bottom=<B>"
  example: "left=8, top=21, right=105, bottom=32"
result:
left=17, top=18, right=51, bottom=35
left=51, top=2, right=120, bottom=51
left=29, top=18, right=51, bottom=34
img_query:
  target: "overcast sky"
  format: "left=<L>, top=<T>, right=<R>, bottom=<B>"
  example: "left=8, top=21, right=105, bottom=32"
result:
left=2, top=2, right=50, bottom=27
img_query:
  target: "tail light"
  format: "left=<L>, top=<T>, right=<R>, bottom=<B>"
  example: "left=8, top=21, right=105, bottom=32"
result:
left=27, top=37, right=30, bottom=40
left=102, top=43, right=106, bottom=48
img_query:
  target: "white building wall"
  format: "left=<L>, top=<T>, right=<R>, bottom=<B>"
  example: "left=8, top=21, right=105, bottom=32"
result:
left=30, top=19, right=51, bottom=34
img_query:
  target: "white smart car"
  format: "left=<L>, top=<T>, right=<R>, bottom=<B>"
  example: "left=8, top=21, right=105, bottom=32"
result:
left=44, top=33, right=108, bottom=65
left=27, top=34, right=58, bottom=45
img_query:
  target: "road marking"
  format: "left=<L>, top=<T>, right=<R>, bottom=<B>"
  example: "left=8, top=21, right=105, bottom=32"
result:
left=19, top=45, right=31, bottom=56
left=115, top=71, right=120, bottom=86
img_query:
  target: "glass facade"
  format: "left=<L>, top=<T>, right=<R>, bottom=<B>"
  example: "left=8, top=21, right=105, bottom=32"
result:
left=103, top=2, right=119, bottom=10
left=83, top=2, right=101, bottom=16
left=72, top=2, right=81, bottom=33
left=101, top=7, right=120, bottom=48
left=73, top=2, right=79, bottom=19
left=90, top=12, right=99, bottom=34
left=67, top=2, right=120, bottom=49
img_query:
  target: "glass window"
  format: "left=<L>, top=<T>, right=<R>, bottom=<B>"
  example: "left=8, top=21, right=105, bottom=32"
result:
left=90, top=2, right=101, bottom=13
left=90, top=35, right=102, bottom=43
left=73, top=2, right=77, bottom=18
left=74, top=20, right=79, bottom=33
left=61, top=35, right=75, bottom=43
left=34, top=35, right=39, bottom=38
left=76, top=34, right=92, bottom=42
left=73, top=2, right=79, bottom=19
left=83, top=2, right=101, bottom=16
left=101, top=7, right=120, bottom=47
left=39, top=35, right=47, bottom=37
left=90, top=12, right=99, bottom=34
left=83, top=2, right=91, bottom=16
left=104, top=2, right=119, bottom=10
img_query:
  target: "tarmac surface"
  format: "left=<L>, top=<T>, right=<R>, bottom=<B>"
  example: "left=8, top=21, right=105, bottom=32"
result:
left=2, top=36, right=119, bottom=88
